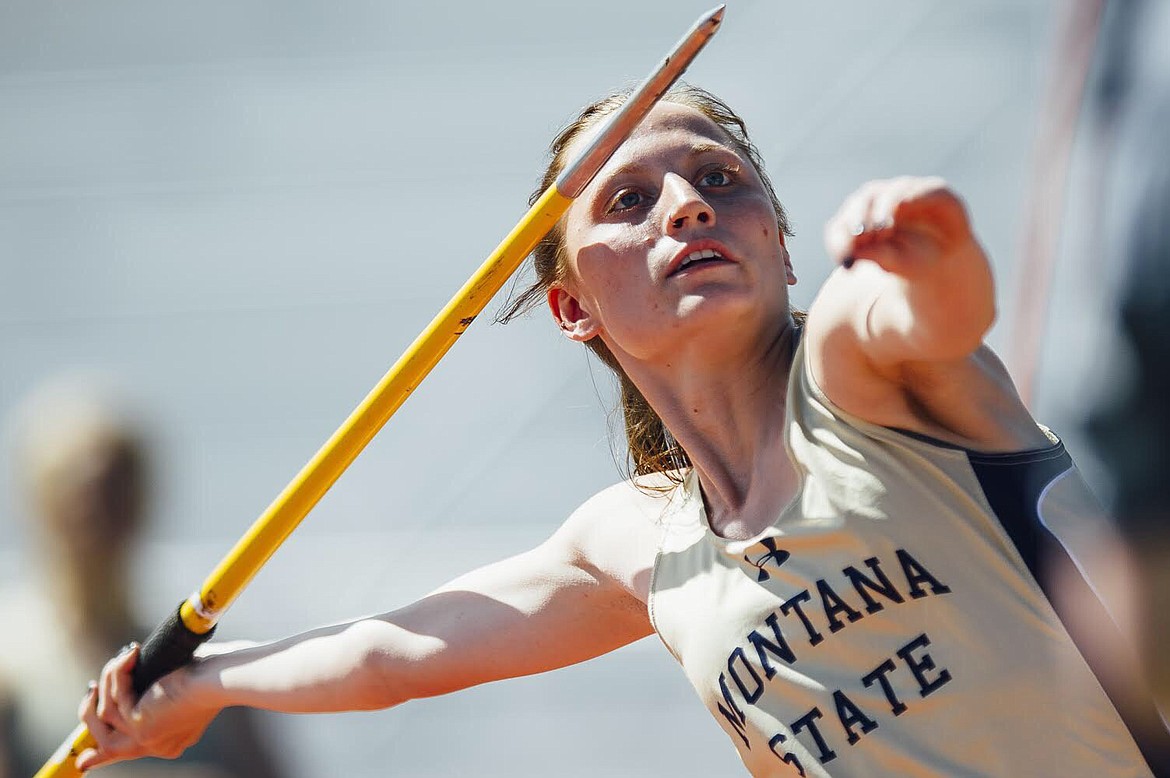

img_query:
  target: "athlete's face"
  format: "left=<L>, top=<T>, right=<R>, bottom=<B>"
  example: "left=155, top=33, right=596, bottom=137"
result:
left=548, top=103, right=796, bottom=364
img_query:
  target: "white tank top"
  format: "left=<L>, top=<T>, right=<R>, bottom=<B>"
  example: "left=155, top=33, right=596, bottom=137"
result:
left=648, top=339, right=1156, bottom=777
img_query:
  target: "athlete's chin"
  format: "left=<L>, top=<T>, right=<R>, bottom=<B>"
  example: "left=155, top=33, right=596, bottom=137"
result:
left=676, top=285, right=782, bottom=324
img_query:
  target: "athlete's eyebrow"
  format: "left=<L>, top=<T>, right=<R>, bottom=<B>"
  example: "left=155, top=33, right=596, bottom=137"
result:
left=688, top=142, right=740, bottom=159
left=594, top=142, right=741, bottom=190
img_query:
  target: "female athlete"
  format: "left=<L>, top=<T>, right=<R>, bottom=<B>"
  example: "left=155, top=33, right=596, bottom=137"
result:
left=76, top=86, right=1163, bottom=777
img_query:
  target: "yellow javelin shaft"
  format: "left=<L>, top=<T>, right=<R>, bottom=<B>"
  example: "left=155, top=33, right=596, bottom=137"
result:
left=184, top=182, right=570, bottom=631
left=36, top=6, right=724, bottom=776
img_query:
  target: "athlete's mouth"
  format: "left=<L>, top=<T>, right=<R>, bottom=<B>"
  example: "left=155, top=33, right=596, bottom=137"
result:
left=667, top=242, right=736, bottom=277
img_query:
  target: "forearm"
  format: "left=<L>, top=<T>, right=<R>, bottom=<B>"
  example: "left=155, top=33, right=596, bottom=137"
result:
left=871, top=246, right=995, bottom=360
left=80, top=523, right=646, bottom=770
left=188, top=618, right=422, bottom=714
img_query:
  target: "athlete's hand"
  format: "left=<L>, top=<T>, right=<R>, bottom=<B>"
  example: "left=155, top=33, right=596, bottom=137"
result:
left=817, top=176, right=995, bottom=363
left=824, top=176, right=985, bottom=275
left=76, top=643, right=218, bottom=770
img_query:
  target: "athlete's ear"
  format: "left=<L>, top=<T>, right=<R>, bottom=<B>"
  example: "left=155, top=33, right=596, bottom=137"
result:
left=548, top=285, right=600, bottom=342
left=781, top=243, right=797, bottom=285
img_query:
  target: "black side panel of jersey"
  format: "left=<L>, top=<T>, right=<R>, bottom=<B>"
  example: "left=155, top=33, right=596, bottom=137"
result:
left=970, top=446, right=1170, bottom=777
left=967, top=445, right=1071, bottom=577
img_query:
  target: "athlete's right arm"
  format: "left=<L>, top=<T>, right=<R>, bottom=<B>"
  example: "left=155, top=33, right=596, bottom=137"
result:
left=77, top=484, right=660, bottom=771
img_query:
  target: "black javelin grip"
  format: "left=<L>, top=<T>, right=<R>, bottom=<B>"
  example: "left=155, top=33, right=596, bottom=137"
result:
left=131, top=604, right=217, bottom=696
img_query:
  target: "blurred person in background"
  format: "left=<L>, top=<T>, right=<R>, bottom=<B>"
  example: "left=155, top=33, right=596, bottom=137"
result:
left=1005, top=0, right=1169, bottom=747
left=0, top=377, right=284, bottom=778
left=1079, top=0, right=1170, bottom=713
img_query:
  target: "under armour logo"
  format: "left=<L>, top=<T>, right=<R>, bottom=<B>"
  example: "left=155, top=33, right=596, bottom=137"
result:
left=744, top=537, right=790, bottom=582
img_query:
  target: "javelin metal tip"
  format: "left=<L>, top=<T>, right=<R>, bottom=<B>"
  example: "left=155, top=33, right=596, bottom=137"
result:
left=554, top=4, right=727, bottom=198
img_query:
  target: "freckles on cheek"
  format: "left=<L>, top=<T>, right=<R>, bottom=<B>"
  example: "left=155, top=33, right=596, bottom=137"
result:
left=749, top=208, right=771, bottom=234
left=752, top=213, right=786, bottom=256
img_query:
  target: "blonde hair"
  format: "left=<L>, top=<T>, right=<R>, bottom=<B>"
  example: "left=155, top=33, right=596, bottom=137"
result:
left=9, top=376, right=147, bottom=553
left=498, top=84, right=796, bottom=483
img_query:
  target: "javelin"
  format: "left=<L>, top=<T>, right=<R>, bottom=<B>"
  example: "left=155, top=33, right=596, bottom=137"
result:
left=35, top=6, right=725, bottom=777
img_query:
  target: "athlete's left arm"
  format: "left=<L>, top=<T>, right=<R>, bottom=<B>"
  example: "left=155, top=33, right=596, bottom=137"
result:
left=819, top=176, right=995, bottom=365
left=804, top=177, right=1021, bottom=441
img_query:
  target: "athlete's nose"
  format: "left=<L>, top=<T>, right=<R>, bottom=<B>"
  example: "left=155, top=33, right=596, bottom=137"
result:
left=662, top=173, right=715, bottom=234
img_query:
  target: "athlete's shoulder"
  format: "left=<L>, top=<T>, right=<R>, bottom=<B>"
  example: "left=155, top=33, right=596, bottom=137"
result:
left=550, top=472, right=689, bottom=603
left=574, top=471, right=686, bottom=520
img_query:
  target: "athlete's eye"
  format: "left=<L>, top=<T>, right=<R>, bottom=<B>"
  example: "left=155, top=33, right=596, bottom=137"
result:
left=699, top=168, right=734, bottom=188
left=608, top=189, right=650, bottom=213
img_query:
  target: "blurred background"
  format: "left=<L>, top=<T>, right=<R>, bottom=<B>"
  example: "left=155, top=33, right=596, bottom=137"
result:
left=0, top=0, right=1131, bottom=774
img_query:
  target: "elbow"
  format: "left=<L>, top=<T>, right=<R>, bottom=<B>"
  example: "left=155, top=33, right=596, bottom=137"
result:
left=878, top=292, right=995, bottom=363
left=963, top=283, right=997, bottom=353
left=923, top=245, right=997, bottom=359
left=920, top=307, right=993, bottom=361
left=342, top=619, right=423, bottom=711
left=947, top=297, right=996, bottom=358
left=953, top=257, right=997, bottom=353
left=976, top=297, right=997, bottom=342
left=919, top=275, right=996, bottom=360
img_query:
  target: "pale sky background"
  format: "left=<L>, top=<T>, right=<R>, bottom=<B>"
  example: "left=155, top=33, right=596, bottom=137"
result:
left=1, top=1, right=1112, bottom=775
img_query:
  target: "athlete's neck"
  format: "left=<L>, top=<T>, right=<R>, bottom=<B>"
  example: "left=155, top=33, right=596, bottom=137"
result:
left=621, top=317, right=799, bottom=539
